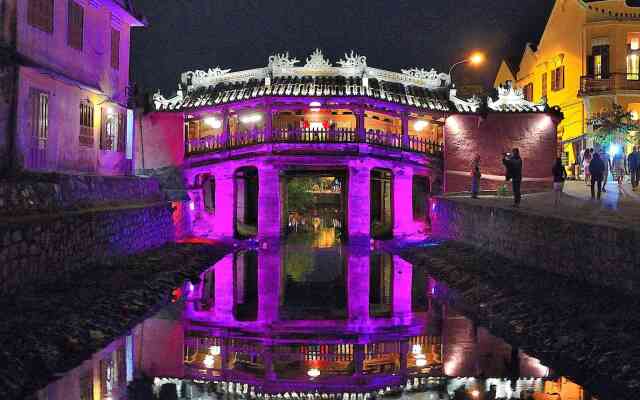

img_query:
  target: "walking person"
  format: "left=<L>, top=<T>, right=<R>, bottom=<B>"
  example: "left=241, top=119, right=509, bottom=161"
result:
left=552, top=158, right=567, bottom=207
left=600, top=148, right=611, bottom=193
left=471, top=155, right=482, bottom=198
left=589, top=152, right=605, bottom=200
left=629, top=146, right=640, bottom=191
left=612, top=151, right=627, bottom=186
left=503, top=148, right=523, bottom=207
left=583, top=148, right=592, bottom=186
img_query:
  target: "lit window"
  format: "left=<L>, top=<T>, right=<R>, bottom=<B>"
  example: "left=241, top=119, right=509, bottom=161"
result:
left=79, top=101, right=94, bottom=146
left=100, top=108, right=125, bottom=152
left=30, top=89, right=49, bottom=169
left=28, top=0, right=53, bottom=33
left=100, top=357, right=114, bottom=398
left=628, top=54, right=640, bottom=80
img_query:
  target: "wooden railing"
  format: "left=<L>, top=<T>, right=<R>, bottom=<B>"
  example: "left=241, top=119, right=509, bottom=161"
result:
left=580, top=73, right=640, bottom=95
left=187, top=128, right=443, bottom=157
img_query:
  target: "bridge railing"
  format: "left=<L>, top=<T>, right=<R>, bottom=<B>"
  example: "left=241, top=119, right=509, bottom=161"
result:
left=187, top=128, right=443, bottom=157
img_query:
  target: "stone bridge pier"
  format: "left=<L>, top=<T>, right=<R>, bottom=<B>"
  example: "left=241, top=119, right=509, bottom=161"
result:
left=186, top=151, right=438, bottom=242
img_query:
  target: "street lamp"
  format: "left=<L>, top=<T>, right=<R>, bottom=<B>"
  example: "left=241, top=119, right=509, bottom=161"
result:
left=448, top=51, right=485, bottom=85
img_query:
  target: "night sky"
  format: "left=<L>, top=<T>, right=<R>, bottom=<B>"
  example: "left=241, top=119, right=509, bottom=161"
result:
left=131, top=0, right=555, bottom=95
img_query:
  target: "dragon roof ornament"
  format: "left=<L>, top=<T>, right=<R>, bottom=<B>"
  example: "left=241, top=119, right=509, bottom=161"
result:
left=173, top=50, right=451, bottom=94
left=305, top=49, right=332, bottom=68
left=268, top=52, right=300, bottom=69
left=449, top=81, right=547, bottom=113
left=337, top=50, right=367, bottom=68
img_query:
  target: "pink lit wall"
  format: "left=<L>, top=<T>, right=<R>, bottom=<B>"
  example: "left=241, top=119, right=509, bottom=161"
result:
left=184, top=149, right=434, bottom=241
left=444, top=113, right=558, bottom=193
left=136, top=112, right=185, bottom=170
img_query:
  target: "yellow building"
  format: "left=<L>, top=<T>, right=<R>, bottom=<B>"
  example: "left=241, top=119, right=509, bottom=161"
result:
left=495, top=0, right=640, bottom=173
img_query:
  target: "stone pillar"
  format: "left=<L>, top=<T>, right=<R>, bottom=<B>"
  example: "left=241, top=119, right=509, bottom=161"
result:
left=221, top=108, right=230, bottom=147
left=258, top=246, right=281, bottom=324
left=213, top=170, right=235, bottom=238
left=214, top=254, right=235, bottom=323
left=354, top=107, right=366, bottom=143
left=347, top=246, right=370, bottom=323
left=393, top=167, right=415, bottom=239
left=264, top=103, right=273, bottom=143
left=257, top=166, right=282, bottom=240
left=347, top=162, right=371, bottom=242
left=392, top=255, right=412, bottom=321
left=401, top=111, right=410, bottom=149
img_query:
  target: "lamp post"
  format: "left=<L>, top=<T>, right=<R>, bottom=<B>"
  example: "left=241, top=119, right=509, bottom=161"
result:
left=448, top=52, right=485, bottom=86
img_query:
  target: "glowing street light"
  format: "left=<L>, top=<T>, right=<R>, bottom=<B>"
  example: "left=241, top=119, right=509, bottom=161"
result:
left=448, top=51, right=486, bottom=86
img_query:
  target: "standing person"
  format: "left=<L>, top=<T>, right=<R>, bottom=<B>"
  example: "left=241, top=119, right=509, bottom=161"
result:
left=629, top=146, right=640, bottom=191
left=471, top=155, right=482, bottom=199
left=503, top=148, right=523, bottom=207
left=583, top=148, right=592, bottom=186
left=552, top=158, right=567, bottom=207
left=600, top=148, right=611, bottom=192
left=589, top=152, right=605, bottom=200
left=612, top=150, right=627, bottom=186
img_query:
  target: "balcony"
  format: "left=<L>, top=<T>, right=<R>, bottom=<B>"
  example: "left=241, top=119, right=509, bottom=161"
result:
left=580, top=73, right=640, bottom=96
left=186, top=128, right=443, bottom=158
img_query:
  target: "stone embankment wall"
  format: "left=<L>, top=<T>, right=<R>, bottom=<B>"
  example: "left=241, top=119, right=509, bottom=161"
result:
left=0, top=173, right=162, bottom=214
left=430, top=196, right=640, bottom=294
left=0, top=174, right=175, bottom=294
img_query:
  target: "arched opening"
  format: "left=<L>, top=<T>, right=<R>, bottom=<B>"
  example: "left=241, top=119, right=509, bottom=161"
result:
left=203, top=175, right=215, bottom=213
left=369, top=252, right=393, bottom=318
left=233, top=250, right=258, bottom=321
left=412, top=175, right=430, bottom=221
left=283, top=170, right=346, bottom=245
left=234, top=167, right=259, bottom=238
left=370, top=169, right=393, bottom=239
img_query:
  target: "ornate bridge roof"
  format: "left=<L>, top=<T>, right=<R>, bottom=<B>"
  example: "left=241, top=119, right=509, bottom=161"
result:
left=154, top=50, right=452, bottom=112
left=153, top=49, right=553, bottom=116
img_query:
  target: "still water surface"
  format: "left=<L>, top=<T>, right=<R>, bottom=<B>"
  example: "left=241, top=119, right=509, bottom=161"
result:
left=44, top=230, right=587, bottom=400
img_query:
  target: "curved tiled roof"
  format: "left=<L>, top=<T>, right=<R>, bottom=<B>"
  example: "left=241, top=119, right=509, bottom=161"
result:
left=152, top=50, right=556, bottom=116
left=155, top=76, right=452, bottom=112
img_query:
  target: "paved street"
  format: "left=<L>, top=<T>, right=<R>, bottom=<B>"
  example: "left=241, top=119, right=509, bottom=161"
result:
left=451, top=179, right=640, bottom=230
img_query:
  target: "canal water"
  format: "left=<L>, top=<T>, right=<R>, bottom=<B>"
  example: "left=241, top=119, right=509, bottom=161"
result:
left=40, top=230, right=587, bottom=400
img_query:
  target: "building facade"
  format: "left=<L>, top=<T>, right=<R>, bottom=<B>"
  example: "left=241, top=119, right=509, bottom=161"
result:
left=145, top=50, right=560, bottom=243
left=495, top=0, right=640, bottom=174
left=0, top=0, right=144, bottom=175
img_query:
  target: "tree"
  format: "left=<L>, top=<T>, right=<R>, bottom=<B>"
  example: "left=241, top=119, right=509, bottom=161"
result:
left=587, top=103, right=640, bottom=146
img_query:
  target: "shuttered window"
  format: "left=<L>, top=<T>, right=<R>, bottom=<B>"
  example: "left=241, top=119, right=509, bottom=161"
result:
left=541, top=72, right=548, bottom=98
left=111, top=28, right=120, bottom=69
left=552, top=66, right=565, bottom=91
left=79, top=101, right=94, bottom=146
left=28, top=0, right=54, bottom=33
left=67, top=1, right=84, bottom=50
left=523, top=83, right=534, bottom=101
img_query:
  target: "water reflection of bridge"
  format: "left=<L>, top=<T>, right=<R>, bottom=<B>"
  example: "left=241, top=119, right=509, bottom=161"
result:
left=163, top=245, right=550, bottom=395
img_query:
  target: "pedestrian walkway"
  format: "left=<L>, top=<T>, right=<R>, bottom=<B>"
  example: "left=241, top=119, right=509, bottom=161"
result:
left=451, top=180, right=640, bottom=230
